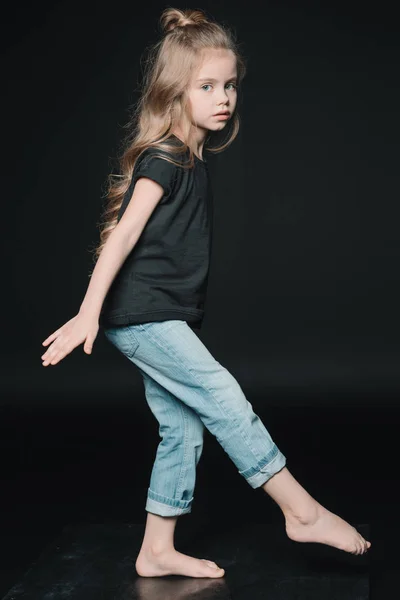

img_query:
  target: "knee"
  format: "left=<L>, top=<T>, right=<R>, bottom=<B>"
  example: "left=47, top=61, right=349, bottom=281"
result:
left=210, top=367, right=250, bottom=412
left=160, top=414, right=205, bottom=449
left=159, top=419, right=204, bottom=467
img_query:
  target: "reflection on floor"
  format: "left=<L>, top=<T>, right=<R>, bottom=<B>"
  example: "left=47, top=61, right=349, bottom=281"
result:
left=1, top=521, right=369, bottom=599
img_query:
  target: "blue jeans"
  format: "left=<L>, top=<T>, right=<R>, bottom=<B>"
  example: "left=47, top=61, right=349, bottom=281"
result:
left=103, top=319, right=287, bottom=517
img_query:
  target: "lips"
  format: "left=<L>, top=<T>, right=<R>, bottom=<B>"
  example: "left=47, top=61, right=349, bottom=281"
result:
left=214, top=111, right=230, bottom=116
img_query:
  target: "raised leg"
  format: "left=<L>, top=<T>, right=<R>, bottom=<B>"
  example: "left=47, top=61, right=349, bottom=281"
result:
left=262, top=466, right=371, bottom=555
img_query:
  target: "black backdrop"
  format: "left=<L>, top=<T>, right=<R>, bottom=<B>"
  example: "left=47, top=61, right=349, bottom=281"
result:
left=2, top=0, right=399, bottom=405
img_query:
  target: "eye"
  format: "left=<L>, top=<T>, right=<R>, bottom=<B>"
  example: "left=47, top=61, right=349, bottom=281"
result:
left=201, top=83, right=238, bottom=91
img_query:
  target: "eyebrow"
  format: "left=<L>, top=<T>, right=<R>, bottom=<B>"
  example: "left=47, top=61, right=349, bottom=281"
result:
left=196, top=76, right=238, bottom=82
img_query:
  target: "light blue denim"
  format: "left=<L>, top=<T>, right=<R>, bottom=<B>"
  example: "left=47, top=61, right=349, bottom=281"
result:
left=103, top=319, right=286, bottom=517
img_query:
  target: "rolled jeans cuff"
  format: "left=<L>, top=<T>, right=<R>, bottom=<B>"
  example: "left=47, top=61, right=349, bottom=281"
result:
left=240, top=445, right=287, bottom=489
left=145, top=488, right=193, bottom=517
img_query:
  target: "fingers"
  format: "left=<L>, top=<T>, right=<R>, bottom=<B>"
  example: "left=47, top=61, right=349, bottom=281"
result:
left=42, top=346, right=71, bottom=366
left=42, top=332, right=60, bottom=346
left=42, top=347, right=65, bottom=366
left=41, top=336, right=69, bottom=366
left=42, top=340, right=93, bottom=365
left=83, top=341, right=93, bottom=354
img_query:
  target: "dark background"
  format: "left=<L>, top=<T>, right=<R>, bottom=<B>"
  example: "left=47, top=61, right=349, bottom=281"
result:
left=2, top=0, right=400, bottom=400
left=1, top=0, right=399, bottom=597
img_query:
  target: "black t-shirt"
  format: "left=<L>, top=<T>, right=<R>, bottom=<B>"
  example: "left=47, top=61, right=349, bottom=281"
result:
left=99, top=135, right=213, bottom=330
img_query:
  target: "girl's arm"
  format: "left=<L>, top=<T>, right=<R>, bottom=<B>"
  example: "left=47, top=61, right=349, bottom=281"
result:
left=79, top=176, right=165, bottom=319
left=41, top=177, right=165, bottom=366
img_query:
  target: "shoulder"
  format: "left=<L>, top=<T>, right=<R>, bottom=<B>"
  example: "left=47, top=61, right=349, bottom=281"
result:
left=138, top=136, right=192, bottom=169
left=132, top=139, right=187, bottom=196
left=135, top=147, right=184, bottom=177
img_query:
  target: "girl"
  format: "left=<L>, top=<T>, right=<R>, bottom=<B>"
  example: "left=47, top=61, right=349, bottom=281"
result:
left=41, top=7, right=370, bottom=579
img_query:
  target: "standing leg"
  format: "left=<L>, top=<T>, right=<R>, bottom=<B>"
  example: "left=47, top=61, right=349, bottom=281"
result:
left=133, top=372, right=224, bottom=577
left=139, top=370, right=204, bottom=518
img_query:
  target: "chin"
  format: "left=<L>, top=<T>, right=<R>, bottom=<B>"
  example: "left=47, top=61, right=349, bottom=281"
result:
left=210, top=121, right=228, bottom=129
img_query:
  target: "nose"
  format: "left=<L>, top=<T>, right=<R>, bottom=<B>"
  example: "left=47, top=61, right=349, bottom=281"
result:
left=217, top=87, right=231, bottom=104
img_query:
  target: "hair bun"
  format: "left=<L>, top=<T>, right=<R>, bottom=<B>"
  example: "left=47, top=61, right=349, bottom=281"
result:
left=160, top=8, right=209, bottom=34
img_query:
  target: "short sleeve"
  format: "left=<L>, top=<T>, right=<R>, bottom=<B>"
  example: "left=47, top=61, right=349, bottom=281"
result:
left=132, top=147, right=180, bottom=199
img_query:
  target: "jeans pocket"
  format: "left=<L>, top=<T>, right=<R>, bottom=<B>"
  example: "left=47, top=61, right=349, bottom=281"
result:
left=104, top=326, right=140, bottom=358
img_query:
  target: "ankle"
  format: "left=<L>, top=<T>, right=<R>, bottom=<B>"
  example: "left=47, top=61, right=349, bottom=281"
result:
left=283, top=500, right=322, bottom=525
left=141, top=543, right=175, bottom=557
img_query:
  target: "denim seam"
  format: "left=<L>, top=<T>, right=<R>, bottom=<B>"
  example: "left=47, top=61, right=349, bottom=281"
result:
left=141, top=324, right=265, bottom=468
left=176, top=402, right=190, bottom=498
left=122, top=328, right=140, bottom=358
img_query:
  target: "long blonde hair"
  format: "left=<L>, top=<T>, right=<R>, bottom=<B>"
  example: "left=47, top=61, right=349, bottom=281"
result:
left=90, top=7, right=247, bottom=268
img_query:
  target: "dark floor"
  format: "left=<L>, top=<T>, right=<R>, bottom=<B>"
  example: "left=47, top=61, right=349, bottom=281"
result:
left=0, top=399, right=398, bottom=598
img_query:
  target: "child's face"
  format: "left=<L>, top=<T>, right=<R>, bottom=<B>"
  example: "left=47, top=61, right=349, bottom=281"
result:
left=188, top=49, right=238, bottom=133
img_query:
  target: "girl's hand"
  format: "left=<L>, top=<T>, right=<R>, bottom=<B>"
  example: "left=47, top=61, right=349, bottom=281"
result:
left=41, top=312, right=99, bottom=366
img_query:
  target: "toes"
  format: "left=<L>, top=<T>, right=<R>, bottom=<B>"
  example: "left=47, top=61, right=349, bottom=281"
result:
left=202, top=559, right=224, bottom=575
left=360, top=536, right=369, bottom=554
left=202, top=559, right=221, bottom=570
left=357, top=536, right=370, bottom=555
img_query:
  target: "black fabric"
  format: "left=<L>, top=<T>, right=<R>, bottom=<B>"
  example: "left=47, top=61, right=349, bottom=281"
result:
left=99, top=135, right=213, bottom=330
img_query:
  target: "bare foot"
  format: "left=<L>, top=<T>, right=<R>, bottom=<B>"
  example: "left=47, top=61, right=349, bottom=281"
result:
left=285, top=502, right=371, bottom=555
left=135, top=546, right=225, bottom=578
